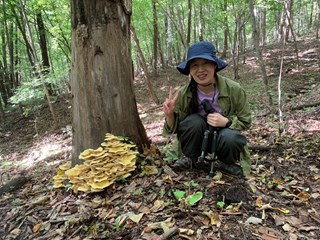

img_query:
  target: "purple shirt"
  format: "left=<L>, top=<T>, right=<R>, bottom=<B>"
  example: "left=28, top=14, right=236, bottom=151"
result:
left=197, top=86, right=222, bottom=117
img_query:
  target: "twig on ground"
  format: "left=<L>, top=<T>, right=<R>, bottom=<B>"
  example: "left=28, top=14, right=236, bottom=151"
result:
left=158, top=226, right=179, bottom=240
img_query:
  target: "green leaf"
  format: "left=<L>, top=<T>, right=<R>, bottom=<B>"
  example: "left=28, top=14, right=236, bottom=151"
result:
left=173, top=190, right=186, bottom=201
left=217, top=201, right=225, bottom=208
left=186, top=191, right=203, bottom=205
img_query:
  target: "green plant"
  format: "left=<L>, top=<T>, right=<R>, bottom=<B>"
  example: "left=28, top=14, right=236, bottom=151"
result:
left=173, top=189, right=203, bottom=207
left=217, top=201, right=225, bottom=208
left=160, top=144, right=179, bottom=164
left=12, top=198, right=22, bottom=206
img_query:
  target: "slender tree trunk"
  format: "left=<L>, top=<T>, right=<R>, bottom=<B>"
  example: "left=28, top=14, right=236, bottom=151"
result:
left=284, top=0, right=300, bottom=70
left=176, top=5, right=187, bottom=58
left=36, top=12, right=50, bottom=73
left=131, top=26, right=159, bottom=104
left=2, top=0, right=16, bottom=90
left=12, top=7, right=35, bottom=67
left=261, top=9, right=266, bottom=46
left=0, top=34, right=9, bottom=105
left=186, top=0, right=192, bottom=46
left=249, top=0, right=273, bottom=109
left=316, top=0, right=320, bottom=39
left=221, top=0, right=228, bottom=58
left=0, top=93, right=4, bottom=121
left=70, top=0, right=148, bottom=164
left=297, top=0, right=301, bottom=36
left=277, top=34, right=286, bottom=136
left=158, top=34, right=165, bottom=68
left=309, top=0, right=314, bottom=29
left=242, top=24, right=247, bottom=64
left=166, top=3, right=173, bottom=66
left=152, top=0, right=158, bottom=75
left=36, top=11, right=55, bottom=95
left=199, top=1, right=204, bottom=41
left=284, top=0, right=293, bottom=42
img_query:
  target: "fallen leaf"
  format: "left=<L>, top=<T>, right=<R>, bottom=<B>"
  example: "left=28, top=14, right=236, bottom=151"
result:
left=140, top=165, right=158, bottom=176
left=256, top=195, right=263, bottom=208
left=245, top=216, right=263, bottom=225
left=147, top=217, right=175, bottom=233
left=272, top=214, right=285, bottom=226
left=276, top=208, right=290, bottom=214
left=203, top=211, right=221, bottom=227
left=258, top=226, right=285, bottom=239
left=259, top=203, right=273, bottom=210
left=150, top=200, right=166, bottom=212
left=163, top=175, right=173, bottom=184
left=289, top=233, right=298, bottom=240
left=212, top=171, right=222, bottom=181
left=128, top=201, right=142, bottom=210
left=33, top=221, right=43, bottom=233
left=10, top=228, right=21, bottom=236
left=282, top=223, right=292, bottom=232
left=128, top=212, right=144, bottom=224
left=179, top=228, right=194, bottom=236
left=285, top=216, right=302, bottom=227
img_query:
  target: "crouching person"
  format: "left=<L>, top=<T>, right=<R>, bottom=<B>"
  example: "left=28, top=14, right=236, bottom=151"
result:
left=162, top=41, right=252, bottom=177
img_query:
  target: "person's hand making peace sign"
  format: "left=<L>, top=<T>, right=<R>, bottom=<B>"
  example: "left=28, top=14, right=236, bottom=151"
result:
left=163, top=86, right=180, bottom=129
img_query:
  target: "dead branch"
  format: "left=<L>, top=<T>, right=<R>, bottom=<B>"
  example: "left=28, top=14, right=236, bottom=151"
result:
left=0, top=176, right=31, bottom=196
left=158, top=226, right=179, bottom=240
left=290, top=101, right=320, bottom=111
left=248, top=145, right=273, bottom=151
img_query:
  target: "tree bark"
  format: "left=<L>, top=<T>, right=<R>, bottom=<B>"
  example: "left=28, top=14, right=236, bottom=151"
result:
left=70, top=0, right=148, bottom=164
left=36, top=12, right=50, bottom=73
left=36, top=11, right=55, bottom=95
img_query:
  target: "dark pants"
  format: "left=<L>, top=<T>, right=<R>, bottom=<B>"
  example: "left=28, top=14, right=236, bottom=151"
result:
left=178, top=114, right=247, bottom=164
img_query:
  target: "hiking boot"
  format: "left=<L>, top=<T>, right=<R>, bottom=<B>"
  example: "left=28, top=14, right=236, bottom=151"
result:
left=219, top=162, right=244, bottom=177
left=171, top=157, right=195, bottom=170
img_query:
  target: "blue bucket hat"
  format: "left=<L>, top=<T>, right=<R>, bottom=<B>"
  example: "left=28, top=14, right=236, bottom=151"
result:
left=177, top=41, right=228, bottom=75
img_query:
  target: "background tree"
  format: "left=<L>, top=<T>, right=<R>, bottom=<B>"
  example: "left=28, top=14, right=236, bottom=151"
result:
left=70, top=0, right=148, bottom=164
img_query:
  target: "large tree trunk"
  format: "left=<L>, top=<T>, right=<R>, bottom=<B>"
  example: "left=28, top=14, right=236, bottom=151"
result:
left=70, top=0, right=148, bottom=164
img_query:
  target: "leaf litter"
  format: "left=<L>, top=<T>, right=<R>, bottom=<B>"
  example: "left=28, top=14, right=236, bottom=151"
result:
left=0, top=38, right=320, bottom=240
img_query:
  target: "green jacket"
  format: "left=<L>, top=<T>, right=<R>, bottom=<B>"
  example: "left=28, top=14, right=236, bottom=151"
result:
left=163, top=75, right=252, bottom=175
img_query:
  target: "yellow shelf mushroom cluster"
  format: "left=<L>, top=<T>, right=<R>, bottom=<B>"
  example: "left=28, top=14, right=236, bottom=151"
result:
left=53, top=133, right=138, bottom=193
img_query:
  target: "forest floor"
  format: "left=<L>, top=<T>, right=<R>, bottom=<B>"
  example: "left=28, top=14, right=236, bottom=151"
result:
left=0, top=37, right=319, bottom=240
